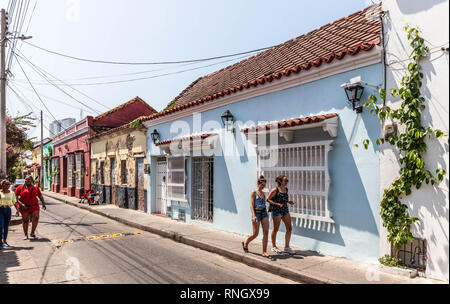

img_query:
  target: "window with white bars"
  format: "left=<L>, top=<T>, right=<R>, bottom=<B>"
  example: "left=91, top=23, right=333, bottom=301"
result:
left=167, top=156, right=187, bottom=202
left=258, top=140, right=334, bottom=223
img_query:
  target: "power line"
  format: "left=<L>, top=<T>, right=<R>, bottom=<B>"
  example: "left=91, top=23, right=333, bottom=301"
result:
left=13, top=51, right=148, bottom=126
left=8, top=86, right=52, bottom=133
left=22, top=40, right=276, bottom=65
left=8, top=0, right=33, bottom=72
left=13, top=50, right=70, bottom=134
left=10, top=81, right=98, bottom=115
left=11, top=54, right=253, bottom=83
left=13, top=51, right=103, bottom=115
left=14, top=49, right=111, bottom=111
left=11, top=52, right=259, bottom=87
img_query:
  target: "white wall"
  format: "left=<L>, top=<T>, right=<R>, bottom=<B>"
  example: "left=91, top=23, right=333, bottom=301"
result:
left=381, top=0, right=449, bottom=282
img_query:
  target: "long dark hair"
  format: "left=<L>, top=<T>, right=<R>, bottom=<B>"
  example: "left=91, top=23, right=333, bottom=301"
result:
left=276, top=175, right=287, bottom=187
left=257, top=176, right=267, bottom=185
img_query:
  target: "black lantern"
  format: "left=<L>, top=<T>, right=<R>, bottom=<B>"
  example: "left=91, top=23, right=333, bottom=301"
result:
left=151, top=129, right=160, bottom=144
left=221, top=110, right=235, bottom=132
left=344, top=84, right=365, bottom=113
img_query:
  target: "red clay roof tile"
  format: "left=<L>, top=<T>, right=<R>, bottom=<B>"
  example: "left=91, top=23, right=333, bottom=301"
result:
left=143, top=4, right=380, bottom=123
left=242, top=113, right=339, bottom=134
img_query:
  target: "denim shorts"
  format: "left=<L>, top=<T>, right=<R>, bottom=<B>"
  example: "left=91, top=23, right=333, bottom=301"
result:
left=255, top=211, right=269, bottom=222
left=272, top=210, right=290, bottom=218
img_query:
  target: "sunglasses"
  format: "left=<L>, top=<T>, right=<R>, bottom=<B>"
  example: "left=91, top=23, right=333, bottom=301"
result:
left=283, top=179, right=289, bottom=183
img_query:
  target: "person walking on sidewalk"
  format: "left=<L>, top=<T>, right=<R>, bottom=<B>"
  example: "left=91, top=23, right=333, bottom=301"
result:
left=242, top=176, right=272, bottom=260
left=0, top=180, right=19, bottom=249
left=267, top=175, right=296, bottom=255
left=14, top=176, right=47, bottom=240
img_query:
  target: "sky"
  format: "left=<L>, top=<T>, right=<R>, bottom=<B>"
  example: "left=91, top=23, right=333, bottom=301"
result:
left=1, top=0, right=376, bottom=140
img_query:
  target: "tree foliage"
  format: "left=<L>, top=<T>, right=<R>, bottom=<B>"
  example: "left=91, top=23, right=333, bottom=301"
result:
left=5, top=112, right=36, bottom=181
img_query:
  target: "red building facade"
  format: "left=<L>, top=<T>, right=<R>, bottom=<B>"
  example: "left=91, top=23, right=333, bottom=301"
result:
left=51, top=97, right=156, bottom=198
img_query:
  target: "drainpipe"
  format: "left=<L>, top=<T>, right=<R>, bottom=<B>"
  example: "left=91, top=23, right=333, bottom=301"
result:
left=380, top=10, right=388, bottom=107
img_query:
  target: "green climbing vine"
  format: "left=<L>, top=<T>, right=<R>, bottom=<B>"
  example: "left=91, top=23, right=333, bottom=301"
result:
left=129, top=117, right=144, bottom=129
left=362, top=25, right=448, bottom=264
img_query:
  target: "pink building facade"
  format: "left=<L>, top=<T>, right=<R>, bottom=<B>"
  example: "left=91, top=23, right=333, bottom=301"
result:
left=51, top=97, right=156, bottom=199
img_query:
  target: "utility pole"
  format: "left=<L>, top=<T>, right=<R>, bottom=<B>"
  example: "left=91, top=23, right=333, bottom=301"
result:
left=20, top=147, right=23, bottom=179
left=40, top=111, right=44, bottom=190
left=0, top=9, right=7, bottom=179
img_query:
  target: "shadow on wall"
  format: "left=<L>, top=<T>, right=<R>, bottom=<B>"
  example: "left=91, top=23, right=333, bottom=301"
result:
left=282, top=116, right=380, bottom=252
left=213, top=155, right=238, bottom=214
left=397, top=0, right=447, bottom=14
left=407, top=178, right=449, bottom=280
left=384, top=43, right=449, bottom=280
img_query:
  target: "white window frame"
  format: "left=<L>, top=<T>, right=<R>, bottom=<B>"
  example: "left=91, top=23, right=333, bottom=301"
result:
left=166, top=156, right=187, bottom=203
left=257, top=140, right=335, bottom=225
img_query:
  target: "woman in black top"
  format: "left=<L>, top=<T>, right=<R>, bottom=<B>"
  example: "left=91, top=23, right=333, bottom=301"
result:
left=267, top=175, right=295, bottom=255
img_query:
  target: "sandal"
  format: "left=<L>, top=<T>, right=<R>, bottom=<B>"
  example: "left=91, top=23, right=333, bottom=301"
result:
left=242, top=242, right=249, bottom=253
left=262, top=253, right=273, bottom=260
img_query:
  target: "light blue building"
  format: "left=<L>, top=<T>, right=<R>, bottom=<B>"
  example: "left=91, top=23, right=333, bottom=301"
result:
left=143, top=5, right=384, bottom=263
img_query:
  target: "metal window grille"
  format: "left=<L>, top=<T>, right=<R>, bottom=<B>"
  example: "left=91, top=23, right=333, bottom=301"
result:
left=120, top=160, right=127, bottom=185
left=167, top=156, right=187, bottom=202
left=68, top=154, right=75, bottom=188
left=191, top=157, right=214, bottom=223
left=178, top=209, right=186, bottom=222
left=258, top=140, right=334, bottom=224
left=391, top=238, right=427, bottom=271
left=100, top=161, right=105, bottom=185
left=76, top=153, right=84, bottom=189
left=110, top=158, right=116, bottom=186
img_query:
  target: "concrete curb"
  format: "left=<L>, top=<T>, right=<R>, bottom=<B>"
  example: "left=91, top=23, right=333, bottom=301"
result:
left=44, top=192, right=330, bottom=284
left=378, top=264, right=418, bottom=279
left=10, top=218, right=22, bottom=226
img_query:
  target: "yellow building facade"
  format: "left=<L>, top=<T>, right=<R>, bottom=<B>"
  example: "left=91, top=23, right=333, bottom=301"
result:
left=90, top=124, right=148, bottom=212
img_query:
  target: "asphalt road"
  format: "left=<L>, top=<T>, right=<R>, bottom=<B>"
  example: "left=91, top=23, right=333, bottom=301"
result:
left=1, top=196, right=297, bottom=284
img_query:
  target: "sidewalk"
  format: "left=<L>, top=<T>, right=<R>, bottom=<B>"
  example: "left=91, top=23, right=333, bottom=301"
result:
left=42, top=191, right=444, bottom=284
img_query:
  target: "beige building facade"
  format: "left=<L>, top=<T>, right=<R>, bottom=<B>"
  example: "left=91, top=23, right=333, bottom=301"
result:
left=90, top=124, right=148, bottom=212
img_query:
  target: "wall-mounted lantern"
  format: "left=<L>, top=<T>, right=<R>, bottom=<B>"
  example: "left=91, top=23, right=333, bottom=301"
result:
left=151, top=129, right=160, bottom=144
left=221, top=110, right=235, bottom=133
left=342, top=83, right=365, bottom=113
left=341, top=76, right=381, bottom=114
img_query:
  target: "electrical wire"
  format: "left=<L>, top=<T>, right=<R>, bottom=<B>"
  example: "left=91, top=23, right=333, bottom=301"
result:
left=22, top=40, right=275, bottom=66
left=8, top=0, right=33, bottom=72
left=9, top=92, right=52, bottom=135
left=13, top=50, right=71, bottom=134
left=11, top=52, right=260, bottom=87
left=11, top=51, right=260, bottom=83
left=10, top=81, right=98, bottom=115
left=13, top=52, right=103, bottom=115
left=13, top=51, right=149, bottom=126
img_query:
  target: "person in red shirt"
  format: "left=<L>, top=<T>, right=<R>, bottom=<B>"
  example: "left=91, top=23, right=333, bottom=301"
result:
left=14, top=176, right=47, bottom=240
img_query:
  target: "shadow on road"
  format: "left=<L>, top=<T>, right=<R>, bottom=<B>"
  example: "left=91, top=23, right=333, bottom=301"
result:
left=39, top=221, right=108, bottom=227
left=0, top=246, right=33, bottom=284
left=29, top=238, right=52, bottom=244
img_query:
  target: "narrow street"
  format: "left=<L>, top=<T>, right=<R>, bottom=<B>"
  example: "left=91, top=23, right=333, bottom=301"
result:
left=0, top=196, right=297, bottom=284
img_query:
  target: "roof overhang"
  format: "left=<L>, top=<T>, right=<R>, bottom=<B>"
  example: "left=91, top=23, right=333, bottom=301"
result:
left=155, top=134, right=218, bottom=154
left=242, top=114, right=338, bottom=144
